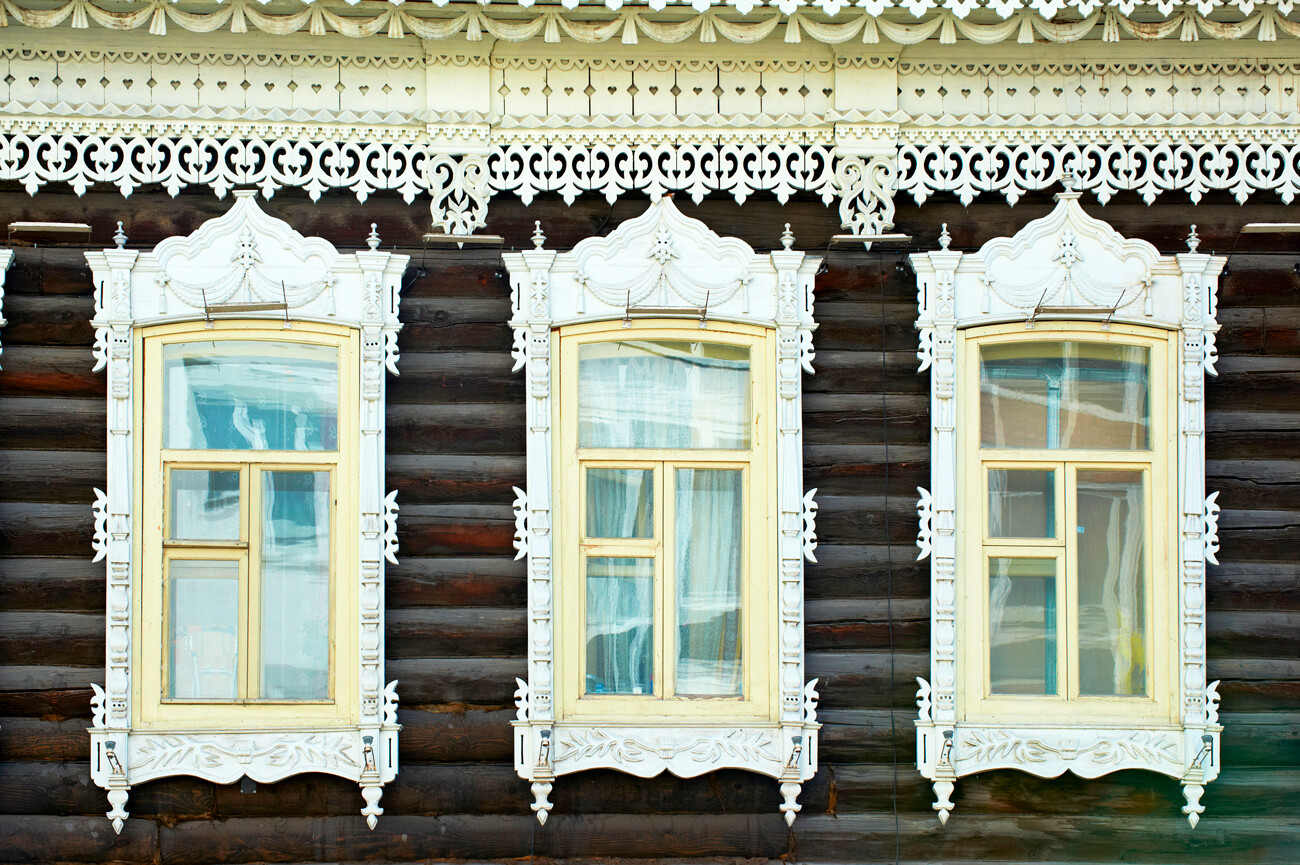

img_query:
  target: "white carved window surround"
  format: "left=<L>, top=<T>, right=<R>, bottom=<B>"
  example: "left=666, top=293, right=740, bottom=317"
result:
left=504, top=196, right=823, bottom=825
left=911, top=185, right=1225, bottom=827
left=86, top=191, right=408, bottom=833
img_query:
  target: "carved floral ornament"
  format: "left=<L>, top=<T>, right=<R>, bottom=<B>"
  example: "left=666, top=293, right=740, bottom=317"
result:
left=910, top=183, right=1224, bottom=827
left=85, top=191, right=408, bottom=833
left=503, top=196, right=822, bottom=825
left=2, top=0, right=1300, bottom=43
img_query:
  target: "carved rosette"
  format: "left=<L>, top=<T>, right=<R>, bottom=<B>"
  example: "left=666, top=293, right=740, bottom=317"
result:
left=504, top=196, right=821, bottom=825
left=85, top=193, right=407, bottom=833
left=910, top=191, right=1225, bottom=826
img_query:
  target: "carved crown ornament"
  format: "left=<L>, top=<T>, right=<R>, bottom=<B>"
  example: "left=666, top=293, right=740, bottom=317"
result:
left=85, top=191, right=408, bottom=833
left=910, top=183, right=1225, bottom=826
left=503, top=196, right=823, bottom=825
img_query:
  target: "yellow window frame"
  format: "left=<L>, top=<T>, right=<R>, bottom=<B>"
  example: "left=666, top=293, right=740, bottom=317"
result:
left=135, top=320, right=360, bottom=730
left=957, top=322, right=1178, bottom=725
left=555, top=320, right=778, bottom=724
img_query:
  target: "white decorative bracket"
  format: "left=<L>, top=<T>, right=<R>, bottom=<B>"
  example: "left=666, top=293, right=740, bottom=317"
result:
left=504, top=196, right=822, bottom=822
left=428, top=153, right=490, bottom=237
left=85, top=191, right=408, bottom=832
left=911, top=190, right=1224, bottom=826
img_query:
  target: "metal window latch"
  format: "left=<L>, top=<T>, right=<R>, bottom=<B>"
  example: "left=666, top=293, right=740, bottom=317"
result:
left=623, top=290, right=711, bottom=329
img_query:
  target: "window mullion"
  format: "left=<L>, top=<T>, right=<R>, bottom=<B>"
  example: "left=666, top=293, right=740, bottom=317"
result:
left=657, top=460, right=671, bottom=701
left=1063, top=461, right=1079, bottom=702
left=243, top=463, right=259, bottom=702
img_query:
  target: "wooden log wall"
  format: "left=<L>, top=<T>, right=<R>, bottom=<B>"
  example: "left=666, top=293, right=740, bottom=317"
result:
left=0, top=186, right=1295, bottom=863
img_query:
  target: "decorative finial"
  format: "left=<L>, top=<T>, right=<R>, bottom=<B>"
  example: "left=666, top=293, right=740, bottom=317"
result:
left=939, top=223, right=951, bottom=250
left=1061, top=170, right=1078, bottom=193
left=1187, top=224, right=1200, bottom=253
left=113, top=221, right=126, bottom=249
left=781, top=223, right=794, bottom=251
left=367, top=223, right=381, bottom=250
left=532, top=220, right=546, bottom=249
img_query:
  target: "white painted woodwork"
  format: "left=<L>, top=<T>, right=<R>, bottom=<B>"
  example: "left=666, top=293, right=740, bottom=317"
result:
left=503, top=196, right=822, bottom=825
left=910, top=187, right=1225, bottom=827
left=85, top=192, right=407, bottom=833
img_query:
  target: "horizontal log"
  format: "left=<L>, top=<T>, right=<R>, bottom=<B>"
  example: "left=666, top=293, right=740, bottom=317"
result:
left=1206, top=561, right=1300, bottom=611
left=386, top=351, right=522, bottom=405
left=395, top=503, right=517, bottom=559
left=153, top=812, right=793, bottom=864
left=386, top=556, right=525, bottom=609
left=0, top=397, right=104, bottom=451
left=0, top=450, right=105, bottom=504
left=1205, top=610, right=1300, bottom=660
left=805, top=544, right=930, bottom=600
left=0, top=761, right=212, bottom=818
left=812, top=494, right=935, bottom=546
left=803, top=392, right=930, bottom=447
left=0, top=502, right=95, bottom=558
left=805, top=598, right=929, bottom=653
left=2, top=295, right=95, bottom=347
left=791, top=811, right=1300, bottom=863
left=386, top=453, right=524, bottom=506
left=807, top=301, right=920, bottom=353
left=0, top=611, right=101, bottom=666
left=386, top=607, right=526, bottom=659
left=0, top=666, right=97, bottom=718
left=0, top=557, right=102, bottom=611
left=1216, top=254, right=1300, bottom=307
left=397, top=296, right=514, bottom=353
left=386, top=657, right=525, bottom=707
left=804, top=444, right=929, bottom=497
left=0, top=717, right=90, bottom=762
left=5, top=248, right=95, bottom=297
left=0, top=815, right=156, bottom=864
left=386, top=402, right=524, bottom=455
left=1216, top=509, right=1300, bottom=562
left=396, top=706, right=515, bottom=763
left=805, top=350, right=930, bottom=396
left=0, top=346, right=102, bottom=399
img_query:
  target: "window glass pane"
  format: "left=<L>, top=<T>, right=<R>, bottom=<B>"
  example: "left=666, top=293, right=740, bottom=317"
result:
left=981, top=342, right=1149, bottom=450
left=1077, top=470, right=1147, bottom=697
left=578, top=341, right=750, bottom=450
left=168, top=560, right=240, bottom=699
left=988, top=469, right=1055, bottom=539
left=260, top=470, right=331, bottom=700
left=675, top=468, right=743, bottom=697
left=586, top=468, right=654, bottom=539
left=585, top=557, right=653, bottom=695
left=164, top=341, right=339, bottom=451
left=989, top=557, right=1057, bottom=695
left=169, top=469, right=241, bottom=541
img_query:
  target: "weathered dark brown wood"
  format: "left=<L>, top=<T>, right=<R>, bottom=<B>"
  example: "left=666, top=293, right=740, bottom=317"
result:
left=0, top=450, right=105, bottom=504
left=1, top=295, right=96, bottom=346
left=386, top=403, right=525, bottom=455
left=0, top=611, right=102, bottom=666
left=0, top=397, right=104, bottom=451
left=385, top=607, right=526, bottom=659
left=0, top=191, right=1296, bottom=865
left=385, top=556, right=525, bottom=609
left=0, top=815, right=157, bottom=863
left=0, top=557, right=103, bottom=611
